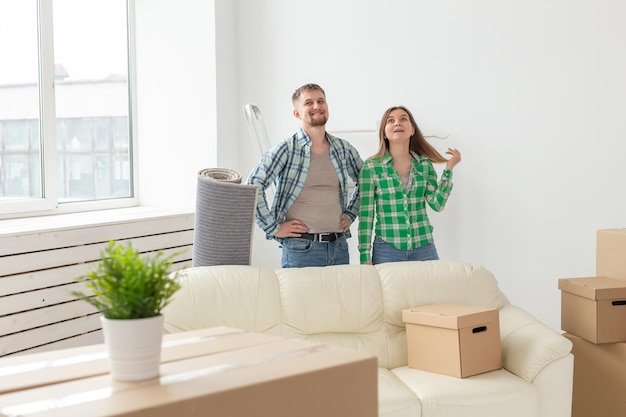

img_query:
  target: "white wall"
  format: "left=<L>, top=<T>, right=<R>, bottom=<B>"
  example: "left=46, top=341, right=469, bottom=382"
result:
left=229, top=0, right=626, bottom=331
left=135, top=1, right=626, bottom=332
left=135, top=0, right=217, bottom=209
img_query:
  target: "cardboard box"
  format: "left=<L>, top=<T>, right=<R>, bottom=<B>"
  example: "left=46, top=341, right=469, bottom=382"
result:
left=564, top=333, right=626, bottom=417
left=0, top=327, right=378, bottom=417
left=402, top=303, right=501, bottom=378
left=597, top=228, right=626, bottom=280
left=559, top=276, right=626, bottom=343
left=0, top=326, right=280, bottom=394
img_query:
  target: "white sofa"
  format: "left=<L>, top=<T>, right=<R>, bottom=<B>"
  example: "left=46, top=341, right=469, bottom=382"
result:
left=163, top=260, right=573, bottom=417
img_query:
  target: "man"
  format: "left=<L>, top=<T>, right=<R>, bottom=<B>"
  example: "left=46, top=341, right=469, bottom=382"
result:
left=246, top=83, right=363, bottom=268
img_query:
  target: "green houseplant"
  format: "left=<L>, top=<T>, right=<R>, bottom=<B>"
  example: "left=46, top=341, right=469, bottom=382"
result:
left=72, top=240, right=181, bottom=320
left=72, top=240, right=182, bottom=381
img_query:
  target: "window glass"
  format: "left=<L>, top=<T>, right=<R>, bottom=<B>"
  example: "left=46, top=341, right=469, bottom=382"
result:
left=0, top=0, right=41, bottom=200
left=0, top=0, right=133, bottom=212
left=53, top=0, right=132, bottom=203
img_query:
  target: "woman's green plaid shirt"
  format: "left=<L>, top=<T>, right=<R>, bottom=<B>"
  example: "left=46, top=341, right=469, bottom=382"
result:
left=358, top=151, right=453, bottom=263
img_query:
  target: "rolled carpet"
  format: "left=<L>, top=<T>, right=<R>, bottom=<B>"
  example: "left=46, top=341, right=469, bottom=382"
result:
left=192, top=168, right=258, bottom=267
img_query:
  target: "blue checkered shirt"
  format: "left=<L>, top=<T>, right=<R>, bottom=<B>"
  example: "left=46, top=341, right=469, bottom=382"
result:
left=246, top=128, right=363, bottom=241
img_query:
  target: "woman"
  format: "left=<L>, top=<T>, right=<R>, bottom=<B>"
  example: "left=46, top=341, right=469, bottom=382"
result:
left=358, top=106, right=461, bottom=265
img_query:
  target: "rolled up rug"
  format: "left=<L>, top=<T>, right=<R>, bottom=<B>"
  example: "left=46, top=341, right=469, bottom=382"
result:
left=192, top=168, right=258, bottom=267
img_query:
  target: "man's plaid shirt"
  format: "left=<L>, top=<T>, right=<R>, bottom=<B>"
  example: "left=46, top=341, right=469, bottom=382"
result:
left=247, top=128, right=363, bottom=242
left=358, top=151, right=453, bottom=263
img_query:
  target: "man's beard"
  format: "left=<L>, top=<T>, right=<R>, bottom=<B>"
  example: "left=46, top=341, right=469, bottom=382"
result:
left=308, top=114, right=328, bottom=126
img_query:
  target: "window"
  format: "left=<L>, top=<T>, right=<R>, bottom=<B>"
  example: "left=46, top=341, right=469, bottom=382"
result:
left=0, top=0, right=135, bottom=217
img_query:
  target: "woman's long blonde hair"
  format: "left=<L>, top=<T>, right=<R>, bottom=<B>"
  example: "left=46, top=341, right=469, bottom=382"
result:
left=372, top=106, right=447, bottom=163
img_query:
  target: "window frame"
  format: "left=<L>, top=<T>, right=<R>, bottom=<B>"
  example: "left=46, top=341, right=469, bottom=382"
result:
left=0, top=0, right=138, bottom=219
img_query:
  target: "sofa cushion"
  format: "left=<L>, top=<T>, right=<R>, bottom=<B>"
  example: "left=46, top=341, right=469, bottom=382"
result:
left=163, top=265, right=282, bottom=335
left=275, top=265, right=388, bottom=362
left=392, top=366, right=538, bottom=417
left=378, top=368, right=422, bottom=417
left=377, top=260, right=508, bottom=314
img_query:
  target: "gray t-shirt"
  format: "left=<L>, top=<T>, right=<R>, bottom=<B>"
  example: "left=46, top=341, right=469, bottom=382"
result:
left=286, top=148, right=343, bottom=233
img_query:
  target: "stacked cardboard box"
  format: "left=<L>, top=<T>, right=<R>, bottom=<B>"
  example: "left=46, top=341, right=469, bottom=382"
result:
left=558, top=228, right=626, bottom=417
left=402, top=303, right=502, bottom=378
left=0, top=326, right=378, bottom=417
left=559, top=276, right=626, bottom=343
left=596, top=228, right=626, bottom=280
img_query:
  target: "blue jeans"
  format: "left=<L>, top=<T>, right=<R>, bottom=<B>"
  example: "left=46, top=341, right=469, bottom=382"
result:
left=281, top=235, right=350, bottom=268
left=372, top=235, right=439, bottom=265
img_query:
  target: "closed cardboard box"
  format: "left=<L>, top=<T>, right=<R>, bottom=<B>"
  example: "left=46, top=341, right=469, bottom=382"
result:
left=597, top=228, right=626, bottom=280
left=402, top=303, right=501, bottom=378
left=0, top=327, right=378, bottom=417
left=0, top=326, right=280, bottom=395
left=559, top=276, right=626, bottom=343
left=564, top=333, right=626, bottom=417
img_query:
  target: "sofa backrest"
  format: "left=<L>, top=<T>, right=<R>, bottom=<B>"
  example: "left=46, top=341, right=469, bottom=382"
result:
left=163, top=265, right=283, bottom=336
left=163, top=260, right=509, bottom=369
left=275, top=264, right=389, bottom=364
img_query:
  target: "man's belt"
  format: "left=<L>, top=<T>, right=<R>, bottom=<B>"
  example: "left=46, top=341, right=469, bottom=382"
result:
left=298, top=232, right=344, bottom=243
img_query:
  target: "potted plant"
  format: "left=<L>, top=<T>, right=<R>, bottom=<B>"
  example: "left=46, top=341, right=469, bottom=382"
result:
left=72, top=240, right=181, bottom=381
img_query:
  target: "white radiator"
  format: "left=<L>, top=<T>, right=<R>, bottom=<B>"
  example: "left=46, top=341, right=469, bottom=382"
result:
left=0, top=208, right=194, bottom=357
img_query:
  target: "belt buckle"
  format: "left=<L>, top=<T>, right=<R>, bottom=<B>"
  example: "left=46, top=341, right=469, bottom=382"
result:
left=318, top=233, right=333, bottom=243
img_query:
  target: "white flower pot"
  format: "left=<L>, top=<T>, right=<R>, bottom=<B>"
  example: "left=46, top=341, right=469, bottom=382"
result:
left=100, top=315, right=164, bottom=381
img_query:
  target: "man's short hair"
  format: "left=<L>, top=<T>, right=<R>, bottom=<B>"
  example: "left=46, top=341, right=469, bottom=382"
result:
left=292, top=83, right=326, bottom=105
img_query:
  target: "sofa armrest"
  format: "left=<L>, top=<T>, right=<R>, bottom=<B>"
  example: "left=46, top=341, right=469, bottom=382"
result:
left=498, top=305, right=573, bottom=382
